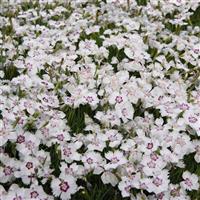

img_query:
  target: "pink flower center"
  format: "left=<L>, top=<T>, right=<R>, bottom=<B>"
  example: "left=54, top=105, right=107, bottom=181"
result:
left=176, top=137, right=186, bottom=146
left=153, top=177, right=162, bottom=187
left=42, top=128, right=49, bottom=137
left=30, top=191, right=39, bottom=198
left=179, top=103, right=189, bottom=110
left=185, top=178, right=193, bottom=187
left=65, top=167, right=73, bottom=174
left=66, top=97, right=75, bottom=104
left=147, top=142, right=153, bottom=149
left=147, top=161, right=156, bottom=168
left=59, top=181, right=70, bottom=192
left=188, top=116, right=198, bottom=123
left=108, top=114, right=116, bottom=121
left=111, top=157, right=119, bottom=163
left=3, top=166, right=13, bottom=176
left=17, top=135, right=25, bottom=143
left=194, top=49, right=199, bottom=54
left=125, top=185, right=131, bottom=192
left=13, top=196, right=23, bottom=200
left=26, top=162, right=33, bottom=169
left=108, top=135, right=117, bottom=142
left=63, top=148, right=72, bottom=157
left=156, top=192, right=164, bottom=200
left=115, top=96, right=123, bottom=103
left=140, top=183, right=148, bottom=190
left=86, top=96, right=94, bottom=103
left=150, top=153, right=158, bottom=161
left=57, top=134, right=64, bottom=141
left=25, top=141, right=34, bottom=150
left=86, top=158, right=93, bottom=164
left=85, top=41, right=91, bottom=49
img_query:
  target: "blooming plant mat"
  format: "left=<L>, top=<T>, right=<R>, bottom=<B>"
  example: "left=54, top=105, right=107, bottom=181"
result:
left=0, top=0, right=200, bottom=199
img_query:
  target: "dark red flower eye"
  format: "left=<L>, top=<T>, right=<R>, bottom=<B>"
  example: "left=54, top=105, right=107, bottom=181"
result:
left=30, top=191, right=39, bottom=198
left=26, top=162, right=33, bottom=169
left=59, top=181, right=70, bottom=192
left=147, top=142, right=153, bottom=149
left=17, top=135, right=25, bottom=143
left=115, top=96, right=123, bottom=103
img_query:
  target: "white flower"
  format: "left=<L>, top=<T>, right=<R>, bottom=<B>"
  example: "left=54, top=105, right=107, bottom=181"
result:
left=181, top=171, right=199, bottom=191
left=14, top=156, right=40, bottom=185
left=169, top=184, right=189, bottom=200
left=148, top=170, right=170, bottom=194
left=37, top=93, right=59, bottom=108
left=193, top=140, right=200, bottom=163
left=15, top=132, right=40, bottom=155
left=115, top=102, right=134, bottom=122
left=51, top=176, right=78, bottom=200
left=61, top=142, right=82, bottom=163
left=118, top=176, right=133, bottom=197
left=85, top=133, right=107, bottom=152
left=0, top=120, right=14, bottom=146
left=60, top=162, right=84, bottom=177
left=108, top=92, right=128, bottom=105
left=3, top=184, right=26, bottom=200
left=104, top=150, right=127, bottom=170
left=124, top=47, right=134, bottom=59
left=82, top=92, right=99, bottom=108
left=1, top=0, right=200, bottom=198
left=0, top=185, right=6, bottom=199
left=27, top=184, right=51, bottom=200
left=82, top=151, right=105, bottom=173
left=138, top=136, right=160, bottom=155
left=95, top=110, right=121, bottom=127
left=101, top=171, right=118, bottom=186
left=105, top=129, right=123, bottom=148
left=78, top=40, right=98, bottom=56
left=141, top=154, right=166, bottom=176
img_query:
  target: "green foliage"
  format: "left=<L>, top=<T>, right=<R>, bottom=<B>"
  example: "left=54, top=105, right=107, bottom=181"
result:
left=133, top=99, right=144, bottom=118
left=50, top=143, right=61, bottom=177
left=63, top=104, right=95, bottom=134
left=169, top=166, right=184, bottom=184
left=4, top=141, right=18, bottom=158
left=136, top=0, right=147, bottom=6
left=72, top=175, right=124, bottom=200
left=20, top=1, right=40, bottom=11
left=147, top=47, right=158, bottom=60
left=184, top=153, right=200, bottom=175
left=107, top=45, right=127, bottom=72
left=52, top=41, right=63, bottom=53
left=3, top=65, right=20, bottom=80
left=33, top=16, right=49, bottom=27
left=187, top=189, right=200, bottom=200
left=190, top=6, right=200, bottom=27
left=23, top=120, right=37, bottom=132
left=1, top=25, right=14, bottom=36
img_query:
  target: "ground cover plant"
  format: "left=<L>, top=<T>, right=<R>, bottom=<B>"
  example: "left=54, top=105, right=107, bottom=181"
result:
left=0, top=0, right=200, bottom=199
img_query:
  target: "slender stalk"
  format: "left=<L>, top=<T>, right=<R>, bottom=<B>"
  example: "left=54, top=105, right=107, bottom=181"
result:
left=127, top=0, right=130, bottom=11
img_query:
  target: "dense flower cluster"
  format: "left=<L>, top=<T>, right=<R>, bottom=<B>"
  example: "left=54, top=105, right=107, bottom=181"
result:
left=0, top=0, right=200, bottom=199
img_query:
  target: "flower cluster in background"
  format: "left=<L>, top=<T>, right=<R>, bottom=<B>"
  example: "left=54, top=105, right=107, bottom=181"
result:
left=0, top=0, right=200, bottom=199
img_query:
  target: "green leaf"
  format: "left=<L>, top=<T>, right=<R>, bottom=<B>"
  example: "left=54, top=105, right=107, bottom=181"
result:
left=3, top=65, right=20, bottom=80
left=190, top=6, right=200, bottom=27
left=169, top=166, right=184, bottom=184
left=50, top=143, right=61, bottom=177
left=4, top=141, right=18, bottom=158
